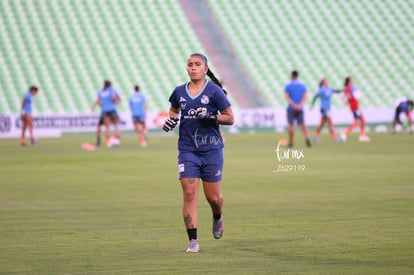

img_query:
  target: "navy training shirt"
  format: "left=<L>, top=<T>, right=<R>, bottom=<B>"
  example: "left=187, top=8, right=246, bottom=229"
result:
left=169, top=80, right=231, bottom=151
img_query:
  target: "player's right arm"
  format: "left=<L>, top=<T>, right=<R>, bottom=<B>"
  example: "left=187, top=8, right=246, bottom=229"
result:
left=169, top=107, right=180, bottom=118
left=91, top=98, right=100, bottom=111
left=21, top=97, right=27, bottom=115
left=162, top=107, right=180, bottom=132
left=284, top=91, right=297, bottom=109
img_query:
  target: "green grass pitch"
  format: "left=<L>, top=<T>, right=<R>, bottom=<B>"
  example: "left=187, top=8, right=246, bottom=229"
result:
left=1, top=131, right=413, bottom=274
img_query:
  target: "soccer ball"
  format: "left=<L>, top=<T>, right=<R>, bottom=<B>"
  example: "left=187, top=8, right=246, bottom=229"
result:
left=110, top=137, right=121, bottom=147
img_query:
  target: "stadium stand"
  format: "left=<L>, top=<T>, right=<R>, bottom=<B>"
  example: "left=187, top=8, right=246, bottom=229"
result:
left=207, top=0, right=414, bottom=108
left=0, top=0, right=413, bottom=114
left=0, top=0, right=214, bottom=114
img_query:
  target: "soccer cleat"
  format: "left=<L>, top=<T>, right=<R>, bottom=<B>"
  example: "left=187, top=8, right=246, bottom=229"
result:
left=30, top=138, right=38, bottom=146
left=185, top=239, right=199, bottom=253
left=358, top=135, right=371, bottom=142
left=340, top=132, right=347, bottom=142
left=312, top=136, right=320, bottom=143
left=20, top=140, right=27, bottom=146
left=334, top=136, right=342, bottom=143
left=305, top=139, right=311, bottom=148
left=212, top=218, right=224, bottom=239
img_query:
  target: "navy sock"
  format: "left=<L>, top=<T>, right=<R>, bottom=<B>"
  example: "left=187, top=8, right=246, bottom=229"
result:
left=187, top=228, right=197, bottom=240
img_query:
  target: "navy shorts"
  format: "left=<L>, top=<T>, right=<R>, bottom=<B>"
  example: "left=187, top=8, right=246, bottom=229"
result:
left=132, top=115, right=145, bottom=124
left=102, top=110, right=118, bottom=119
left=394, top=106, right=411, bottom=124
left=352, top=109, right=363, bottom=119
left=320, top=108, right=331, bottom=119
left=287, top=109, right=304, bottom=125
left=178, top=149, right=223, bottom=182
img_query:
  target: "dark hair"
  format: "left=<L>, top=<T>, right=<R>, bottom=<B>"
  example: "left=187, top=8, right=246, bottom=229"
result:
left=292, top=70, right=299, bottom=78
left=319, top=78, right=325, bottom=88
left=134, top=85, right=140, bottom=91
left=29, top=86, right=38, bottom=91
left=344, top=76, right=351, bottom=86
left=104, top=80, right=111, bottom=89
left=190, top=53, right=208, bottom=66
left=190, top=53, right=227, bottom=95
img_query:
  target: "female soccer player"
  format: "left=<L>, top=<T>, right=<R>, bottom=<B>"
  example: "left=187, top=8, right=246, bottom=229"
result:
left=310, top=78, right=342, bottom=142
left=340, top=76, right=370, bottom=142
left=92, top=80, right=121, bottom=147
left=20, top=86, right=38, bottom=146
left=391, top=98, right=413, bottom=134
left=129, top=85, right=147, bottom=147
left=163, top=53, right=234, bottom=253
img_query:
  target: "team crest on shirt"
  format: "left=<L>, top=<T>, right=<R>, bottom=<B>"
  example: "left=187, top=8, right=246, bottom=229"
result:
left=200, top=95, right=209, bottom=104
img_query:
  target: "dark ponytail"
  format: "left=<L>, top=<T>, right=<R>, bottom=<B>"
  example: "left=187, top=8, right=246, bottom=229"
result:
left=319, top=78, right=326, bottom=88
left=207, top=68, right=227, bottom=95
left=344, top=76, right=351, bottom=87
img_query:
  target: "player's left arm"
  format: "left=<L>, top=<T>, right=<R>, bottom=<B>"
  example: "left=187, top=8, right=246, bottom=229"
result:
left=297, top=92, right=308, bottom=110
left=21, top=97, right=28, bottom=115
left=217, top=107, right=234, bottom=125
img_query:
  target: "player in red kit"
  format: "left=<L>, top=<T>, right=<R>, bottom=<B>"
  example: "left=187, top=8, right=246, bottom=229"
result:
left=340, top=76, right=370, bottom=142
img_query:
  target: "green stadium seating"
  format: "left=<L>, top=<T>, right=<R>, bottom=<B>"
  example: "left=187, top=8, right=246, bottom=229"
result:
left=0, top=0, right=209, bottom=114
left=207, top=0, right=414, bottom=108
left=0, top=0, right=413, bottom=114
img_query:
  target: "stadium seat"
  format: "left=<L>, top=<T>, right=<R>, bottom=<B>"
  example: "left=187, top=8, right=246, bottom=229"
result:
left=207, top=0, right=414, bottom=108
left=0, top=0, right=413, bottom=114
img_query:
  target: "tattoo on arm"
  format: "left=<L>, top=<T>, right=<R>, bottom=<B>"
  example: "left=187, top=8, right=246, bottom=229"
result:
left=217, top=108, right=234, bottom=125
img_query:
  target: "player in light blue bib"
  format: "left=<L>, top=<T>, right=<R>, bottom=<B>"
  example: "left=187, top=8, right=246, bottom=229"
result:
left=163, top=53, right=234, bottom=253
left=310, top=78, right=342, bottom=142
left=129, top=85, right=147, bottom=147
left=20, top=86, right=39, bottom=146
left=285, top=70, right=311, bottom=148
left=92, top=80, right=121, bottom=147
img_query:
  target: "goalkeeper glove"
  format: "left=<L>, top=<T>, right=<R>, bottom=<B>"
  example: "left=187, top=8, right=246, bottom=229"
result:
left=195, top=107, right=217, bottom=121
left=162, top=117, right=179, bottom=132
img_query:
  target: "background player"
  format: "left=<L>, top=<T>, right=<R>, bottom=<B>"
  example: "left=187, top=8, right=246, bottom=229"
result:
left=391, top=97, right=413, bottom=134
left=310, top=78, right=342, bottom=142
left=91, top=80, right=121, bottom=147
left=340, top=76, right=370, bottom=142
left=162, top=53, right=234, bottom=253
left=129, top=85, right=148, bottom=147
left=20, top=86, right=39, bottom=146
left=284, top=70, right=311, bottom=148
